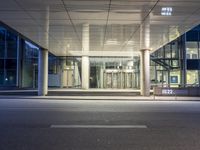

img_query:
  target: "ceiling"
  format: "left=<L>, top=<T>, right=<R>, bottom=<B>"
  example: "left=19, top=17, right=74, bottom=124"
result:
left=0, top=0, right=200, bottom=56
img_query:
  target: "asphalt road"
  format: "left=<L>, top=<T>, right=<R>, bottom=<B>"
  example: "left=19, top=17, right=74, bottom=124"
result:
left=0, top=98, right=200, bottom=150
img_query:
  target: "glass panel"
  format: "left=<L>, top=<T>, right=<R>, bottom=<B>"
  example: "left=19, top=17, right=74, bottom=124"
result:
left=0, top=29, right=5, bottom=58
left=5, top=59, right=16, bottom=69
left=186, top=31, right=198, bottom=41
left=187, top=70, right=199, bottom=86
left=172, top=60, right=179, bottom=67
left=112, top=73, right=118, bottom=88
left=165, top=44, right=171, bottom=58
left=0, top=59, right=4, bottom=69
left=171, top=41, right=179, bottom=58
left=186, top=42, right=198, bottom=59
left=157, top=47, right=164, bottom=58
left=89, top=57, right=140, bottom=89
left=48, top=55, right=58, bottom=74
left=0, top=70, right=4, bottom=85
left=22, top=41, right=38, bottom=88
left=6, top=31, right=17, bottom=58
left=5, top=69, right=16, bottom=86
left=106, top=73, right=112, bottom=88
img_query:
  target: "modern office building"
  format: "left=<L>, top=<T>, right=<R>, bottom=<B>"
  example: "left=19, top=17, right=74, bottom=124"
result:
left=151, top=26, right=200, bottom=88
left=0, top=0, right=200, bottom=96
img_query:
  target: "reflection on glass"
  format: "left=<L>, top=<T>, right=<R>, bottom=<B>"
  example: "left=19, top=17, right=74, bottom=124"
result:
left=187, top=70, right=199, bottom=86
left=22, top=41, right=38, bottom=88
left=0, top=29, right=17, bottom=86
left=89, top=57, right=140, bottom=89
left=186, top=42, right=198, bottom=59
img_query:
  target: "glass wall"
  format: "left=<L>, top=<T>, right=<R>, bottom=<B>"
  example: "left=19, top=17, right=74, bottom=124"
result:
left=186, top=28, right=200, bottom=86
left=152, top=25, right=200, bottom=88
left=0, top=27, right=18, bottom=87
left=21, top=41, right=38, bottom=88
left=151, top=39, right=180, bottom=87
left=48, top=57, right=82, bottom=88
left=64, top=57, right=81, bottom=88
left=186, top=41, right=198, bottom=59
left=89, top=57, right=140, bottom=89
left=187, top=70, right=199, bottom=86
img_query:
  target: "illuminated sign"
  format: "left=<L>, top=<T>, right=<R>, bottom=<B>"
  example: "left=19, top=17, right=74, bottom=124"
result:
left=162, top=89, right=188, bottom=95
left=162, top=89, right=173, bottom=94
left=161, top=7, right=173, bottom=16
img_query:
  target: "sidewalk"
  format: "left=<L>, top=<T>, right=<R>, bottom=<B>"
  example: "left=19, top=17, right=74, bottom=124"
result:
left=0, top=95, right=199, bottom=101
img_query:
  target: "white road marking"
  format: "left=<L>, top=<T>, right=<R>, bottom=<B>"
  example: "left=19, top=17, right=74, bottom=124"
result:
left=50, top=125, right=147, bottom=129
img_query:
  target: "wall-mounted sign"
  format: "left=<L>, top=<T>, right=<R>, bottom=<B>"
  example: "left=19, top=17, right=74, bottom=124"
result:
left=154, top=87, right=200, bottom=96
left=170, top=76, right=178, bottom=83
left=161, top=89, right=188, bottom=95
left=162, top=89, right=174, bottom=94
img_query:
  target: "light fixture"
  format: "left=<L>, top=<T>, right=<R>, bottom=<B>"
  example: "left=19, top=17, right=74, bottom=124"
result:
left=161, top=7, right=172, bottom=16
left=105, top=39, right=120, bottom=45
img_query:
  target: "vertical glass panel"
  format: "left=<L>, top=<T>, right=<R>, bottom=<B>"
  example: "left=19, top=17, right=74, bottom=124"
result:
left=171, top=41, right=178, bottom=58
left=187, top=70, right=199, bottom=86
left=6, top=31, right=17, bottom=58
left=50, top=57, right=82, bottom=88
left=165, top=44, right=171, bottom=58
left=5, top=59, right=16, bottom=69
left=112, top=72, right=118, bottom=88
left=186, top=31, right=198, bottom=41
left=5, top=69, right=16, bottom=86
left=22, top=41, right=38, bottom=88
left=186, top=42, right=198, bottom=59
left=0, top=59, right=4, bottom=69
left=0, top=29, right=5, bottom=58
left=48, top=54, right=58, bottom=74
left=0, top=70, right=4, bottom=85
left=157, top=47, right=164, bottom=58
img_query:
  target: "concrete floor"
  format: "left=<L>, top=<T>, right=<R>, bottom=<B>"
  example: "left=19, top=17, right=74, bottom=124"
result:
left=0, top=98, right=200, bottom=150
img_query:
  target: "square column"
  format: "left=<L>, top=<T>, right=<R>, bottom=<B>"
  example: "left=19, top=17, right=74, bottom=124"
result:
left=38, top=49, right=48, bottom=96
left=81, top=23, right=90, bottom=89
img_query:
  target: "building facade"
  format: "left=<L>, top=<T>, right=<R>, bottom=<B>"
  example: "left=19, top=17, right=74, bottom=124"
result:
left=0, top=23, right=200, bottom=92
left=151, top=25, right=200, bottom=88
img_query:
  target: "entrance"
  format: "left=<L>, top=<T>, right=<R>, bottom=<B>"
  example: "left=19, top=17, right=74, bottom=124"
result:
left=103, top=69, right=135, bottom=89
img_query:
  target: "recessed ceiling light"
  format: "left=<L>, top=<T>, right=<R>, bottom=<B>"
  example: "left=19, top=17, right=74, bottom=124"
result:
left=161, top=7, right=172, bottom=16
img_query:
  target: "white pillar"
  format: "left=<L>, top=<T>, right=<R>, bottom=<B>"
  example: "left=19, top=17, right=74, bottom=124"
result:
left=81, top=23, right=90, bottom=89
left=82, top=56, right=89, bottom=89
left=140, top=14, right=150, bottom=96
left=38, top=49, right=48, bottom=96
left=140, top=49, right=150, bottom=96
left=60, top=58, right=66, bottom=88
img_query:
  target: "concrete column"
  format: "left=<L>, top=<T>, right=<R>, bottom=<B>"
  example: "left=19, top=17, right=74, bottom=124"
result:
left=81, top=23, right=90, bottom=89
left=180, top=34, right=187, bottom=87
left=140, top=14, right=150, bottom=96
left=82, top=56, right=89, bottom=89
left=60, top=58, right=66, bottom=88
left=140, top=49, right=150, bottom=96
left=38, top=49, right=48, bottom=96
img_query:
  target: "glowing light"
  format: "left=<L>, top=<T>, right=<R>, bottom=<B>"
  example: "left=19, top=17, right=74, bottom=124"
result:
left=105, top=39, right=120, bottom=45
left=161, top=7, right=172, bottom=16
